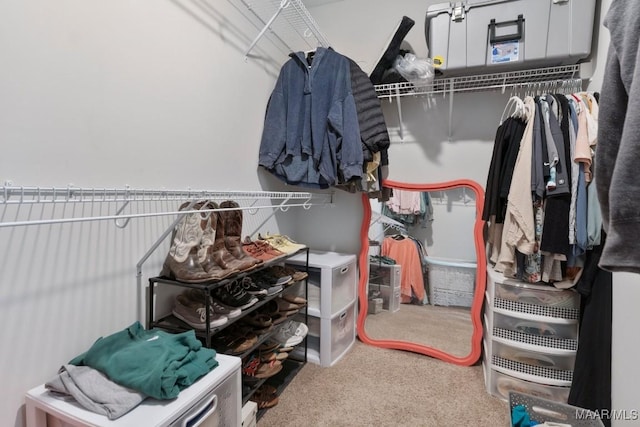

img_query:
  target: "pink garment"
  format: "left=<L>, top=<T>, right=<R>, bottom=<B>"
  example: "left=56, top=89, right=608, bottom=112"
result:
left=382, top=236, right=425, bottom=303
left=385, top=189, right=421, bottom=215
left=573, top=95, right=593, bottom=182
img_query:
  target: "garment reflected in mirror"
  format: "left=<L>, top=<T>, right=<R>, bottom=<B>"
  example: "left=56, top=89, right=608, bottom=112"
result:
left=357, top=180, right=487, bottom=366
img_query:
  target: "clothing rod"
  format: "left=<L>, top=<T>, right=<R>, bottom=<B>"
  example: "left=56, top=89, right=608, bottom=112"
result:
left=1, top=185, right=327, bottom=204
left=0, top=202, right=327, bottom=228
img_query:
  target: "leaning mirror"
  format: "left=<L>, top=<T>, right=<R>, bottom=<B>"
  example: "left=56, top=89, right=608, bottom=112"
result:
left=357, top=179, right=487, bottom=366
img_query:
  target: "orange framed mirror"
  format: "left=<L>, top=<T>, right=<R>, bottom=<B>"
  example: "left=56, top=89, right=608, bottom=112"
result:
left=357, top=178, right=487, bottom=366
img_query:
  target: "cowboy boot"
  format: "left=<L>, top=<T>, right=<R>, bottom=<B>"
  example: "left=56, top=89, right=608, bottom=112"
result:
left=198, top=203, right=238, bottom=280
left=219, top=200, right=262, bottom=267
left=160, top=201, right=212, bottom=283
left=211, top=201, right=256, bottom=272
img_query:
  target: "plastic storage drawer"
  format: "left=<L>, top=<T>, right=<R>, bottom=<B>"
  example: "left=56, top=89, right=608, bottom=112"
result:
left=25, top=354, right=242, bottom=427
left=488, top=367, right=570, bottom=403
left=294, top=301, right=356, bottom=367
left=286, top=250, right=357, bottom=318
left=494, top=282, right=580, bottom=320
left=369, top=263, right=401, bottom=289
left=492, top=339, right=576, bottom=371
left=379, top=284, right=400, bottom=312
left=493, top=310, right=578, bottom=341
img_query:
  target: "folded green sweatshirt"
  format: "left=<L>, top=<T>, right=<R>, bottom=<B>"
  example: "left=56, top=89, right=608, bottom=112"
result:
left=70, top=321, right=218, bottom=400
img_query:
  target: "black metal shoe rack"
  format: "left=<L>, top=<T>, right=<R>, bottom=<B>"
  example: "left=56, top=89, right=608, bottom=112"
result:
left=147, top=246, right=309, bottom=411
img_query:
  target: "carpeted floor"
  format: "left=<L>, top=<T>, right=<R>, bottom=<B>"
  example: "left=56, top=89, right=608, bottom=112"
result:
left=363, top=302, right=474, bottom=358
left=257, top=339, right=509, bottom=426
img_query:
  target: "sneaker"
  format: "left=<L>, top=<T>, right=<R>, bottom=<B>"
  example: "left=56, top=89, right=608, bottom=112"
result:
left=272, top=320, right=308, bottom=347
left=240, top=276, right=268, bottom=298
left=254, top=269, right=292, bottom=287
left=251, top=275, right=283, bottom=296
left=268, top=265, right=308, bottom=282
left=259, top=234, right=306, bottom=255
left=172, top=294, right=228, bottom=330
left=183, top=288, right=242, bottom=319
left=212, top=280, right=259, bottom=310
left=210, top=298, right=242, bottom=319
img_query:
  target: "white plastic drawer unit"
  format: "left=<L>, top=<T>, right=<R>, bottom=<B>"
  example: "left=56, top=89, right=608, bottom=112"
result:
left=24, top=354, right=242, bottom=427
left=294, top=300, right=356, bottom=367
left=369, top=263, right=401, bottom=289
left=486, top=364, right=570, bottom=403
left=286, top=250, right=357, bottom=318
left=493, top=310, right=578, bottom=341
left=491, top=339, right=576, bottom=372
left=487, top=268, right=580, bottom=321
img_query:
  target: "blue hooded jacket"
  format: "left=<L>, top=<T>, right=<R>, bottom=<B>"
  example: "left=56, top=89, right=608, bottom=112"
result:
left=259, top=47, right=363, bottom=188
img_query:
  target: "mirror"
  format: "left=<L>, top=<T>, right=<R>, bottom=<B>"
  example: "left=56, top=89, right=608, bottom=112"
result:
left=356, top=179, right=487, bottom=366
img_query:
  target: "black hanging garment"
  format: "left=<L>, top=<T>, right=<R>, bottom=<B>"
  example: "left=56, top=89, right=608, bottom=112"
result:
left=568, top=234, right=612, bottom=427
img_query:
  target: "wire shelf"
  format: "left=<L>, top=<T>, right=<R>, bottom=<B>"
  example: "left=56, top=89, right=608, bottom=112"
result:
left=0, top=185, right=329, bottom=205
left=0, top=184, right=334, bottom=228
left=374, top=64, right=582, bottom=99
left=235, top=0, right=330, bottom=58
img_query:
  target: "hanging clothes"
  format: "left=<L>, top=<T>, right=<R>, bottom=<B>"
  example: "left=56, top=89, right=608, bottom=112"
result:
left=381, top=235, right=426, bottom=304
left=495, top=96, right=537, bottom=277
left=334, top=58, right=391, bottom=200
left=258, top=47, right=363, bottom=189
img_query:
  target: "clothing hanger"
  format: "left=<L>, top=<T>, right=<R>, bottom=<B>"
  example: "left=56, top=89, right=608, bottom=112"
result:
left=499, top=96, right=525, bottom=124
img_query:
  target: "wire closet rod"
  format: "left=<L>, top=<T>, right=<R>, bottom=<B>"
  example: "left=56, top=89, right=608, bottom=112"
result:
left=0, top=202, right=328, bottom=229
left=0, top=184, right=328, bottom=204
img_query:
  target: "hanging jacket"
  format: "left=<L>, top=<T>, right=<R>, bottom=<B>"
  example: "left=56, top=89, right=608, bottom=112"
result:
left=258, top=47, right=363, bottom=188
left=496, top=97, right=536, bottom=277
left=347, top=58, right=390, bottom=166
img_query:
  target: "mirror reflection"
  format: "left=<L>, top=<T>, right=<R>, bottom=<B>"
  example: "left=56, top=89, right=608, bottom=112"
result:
left=363, top=183, right=482, bottom=359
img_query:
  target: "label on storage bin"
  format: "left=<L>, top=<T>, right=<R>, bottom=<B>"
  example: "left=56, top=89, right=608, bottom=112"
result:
left=491, top=41, right=519, bottom=64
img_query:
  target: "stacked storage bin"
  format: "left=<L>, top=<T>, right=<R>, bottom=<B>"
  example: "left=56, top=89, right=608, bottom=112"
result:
left=483, top=268, right=580, bottom=402
left=286, top=250, right=357, bottom=367
left=368, top=263, right=401, bottom=313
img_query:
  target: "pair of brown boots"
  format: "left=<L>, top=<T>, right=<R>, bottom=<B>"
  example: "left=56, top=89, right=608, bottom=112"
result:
left=160, top=200, right=261, bottom=283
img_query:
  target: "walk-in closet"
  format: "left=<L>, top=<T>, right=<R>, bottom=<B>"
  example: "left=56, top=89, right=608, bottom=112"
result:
left=1, top=0, right=637, bottom=426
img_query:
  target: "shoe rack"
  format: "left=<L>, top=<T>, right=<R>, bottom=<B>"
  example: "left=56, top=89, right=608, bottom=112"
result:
left=147, top=246, right=310, bottom=410
left=483, top=267, right=580, bottom=403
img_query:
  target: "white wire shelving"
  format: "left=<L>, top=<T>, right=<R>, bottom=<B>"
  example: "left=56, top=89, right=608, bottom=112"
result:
left=374, top=64, right=582, bottom=99
left=374, top=64, right=584, bottom=141
left=0, top=183, right=333, bottom=228
left=232, top=0, right=330, bottom=59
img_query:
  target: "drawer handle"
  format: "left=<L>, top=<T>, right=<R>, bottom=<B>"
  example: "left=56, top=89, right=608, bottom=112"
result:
left=340, top=266, right=349, bottom=274
left=530, top=405, right=569, bottom=422
left=339, top=311, right=347, bottom=320
left=182, top=394, right=218, bottom=427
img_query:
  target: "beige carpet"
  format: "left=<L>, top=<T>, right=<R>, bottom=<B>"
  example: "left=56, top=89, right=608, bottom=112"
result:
left=363, top=303, right=474, bottom=358
left=257, top=340, right=509, bottom=426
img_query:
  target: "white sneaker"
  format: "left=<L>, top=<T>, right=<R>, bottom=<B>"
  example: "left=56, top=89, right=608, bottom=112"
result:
left=273, top=320, right=308, bottom=347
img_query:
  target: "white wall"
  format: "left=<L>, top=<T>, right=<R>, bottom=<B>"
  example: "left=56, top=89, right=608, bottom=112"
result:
left=0, top=1, right=324, bottom=426
left=2, top=0, right=634, bottom=426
